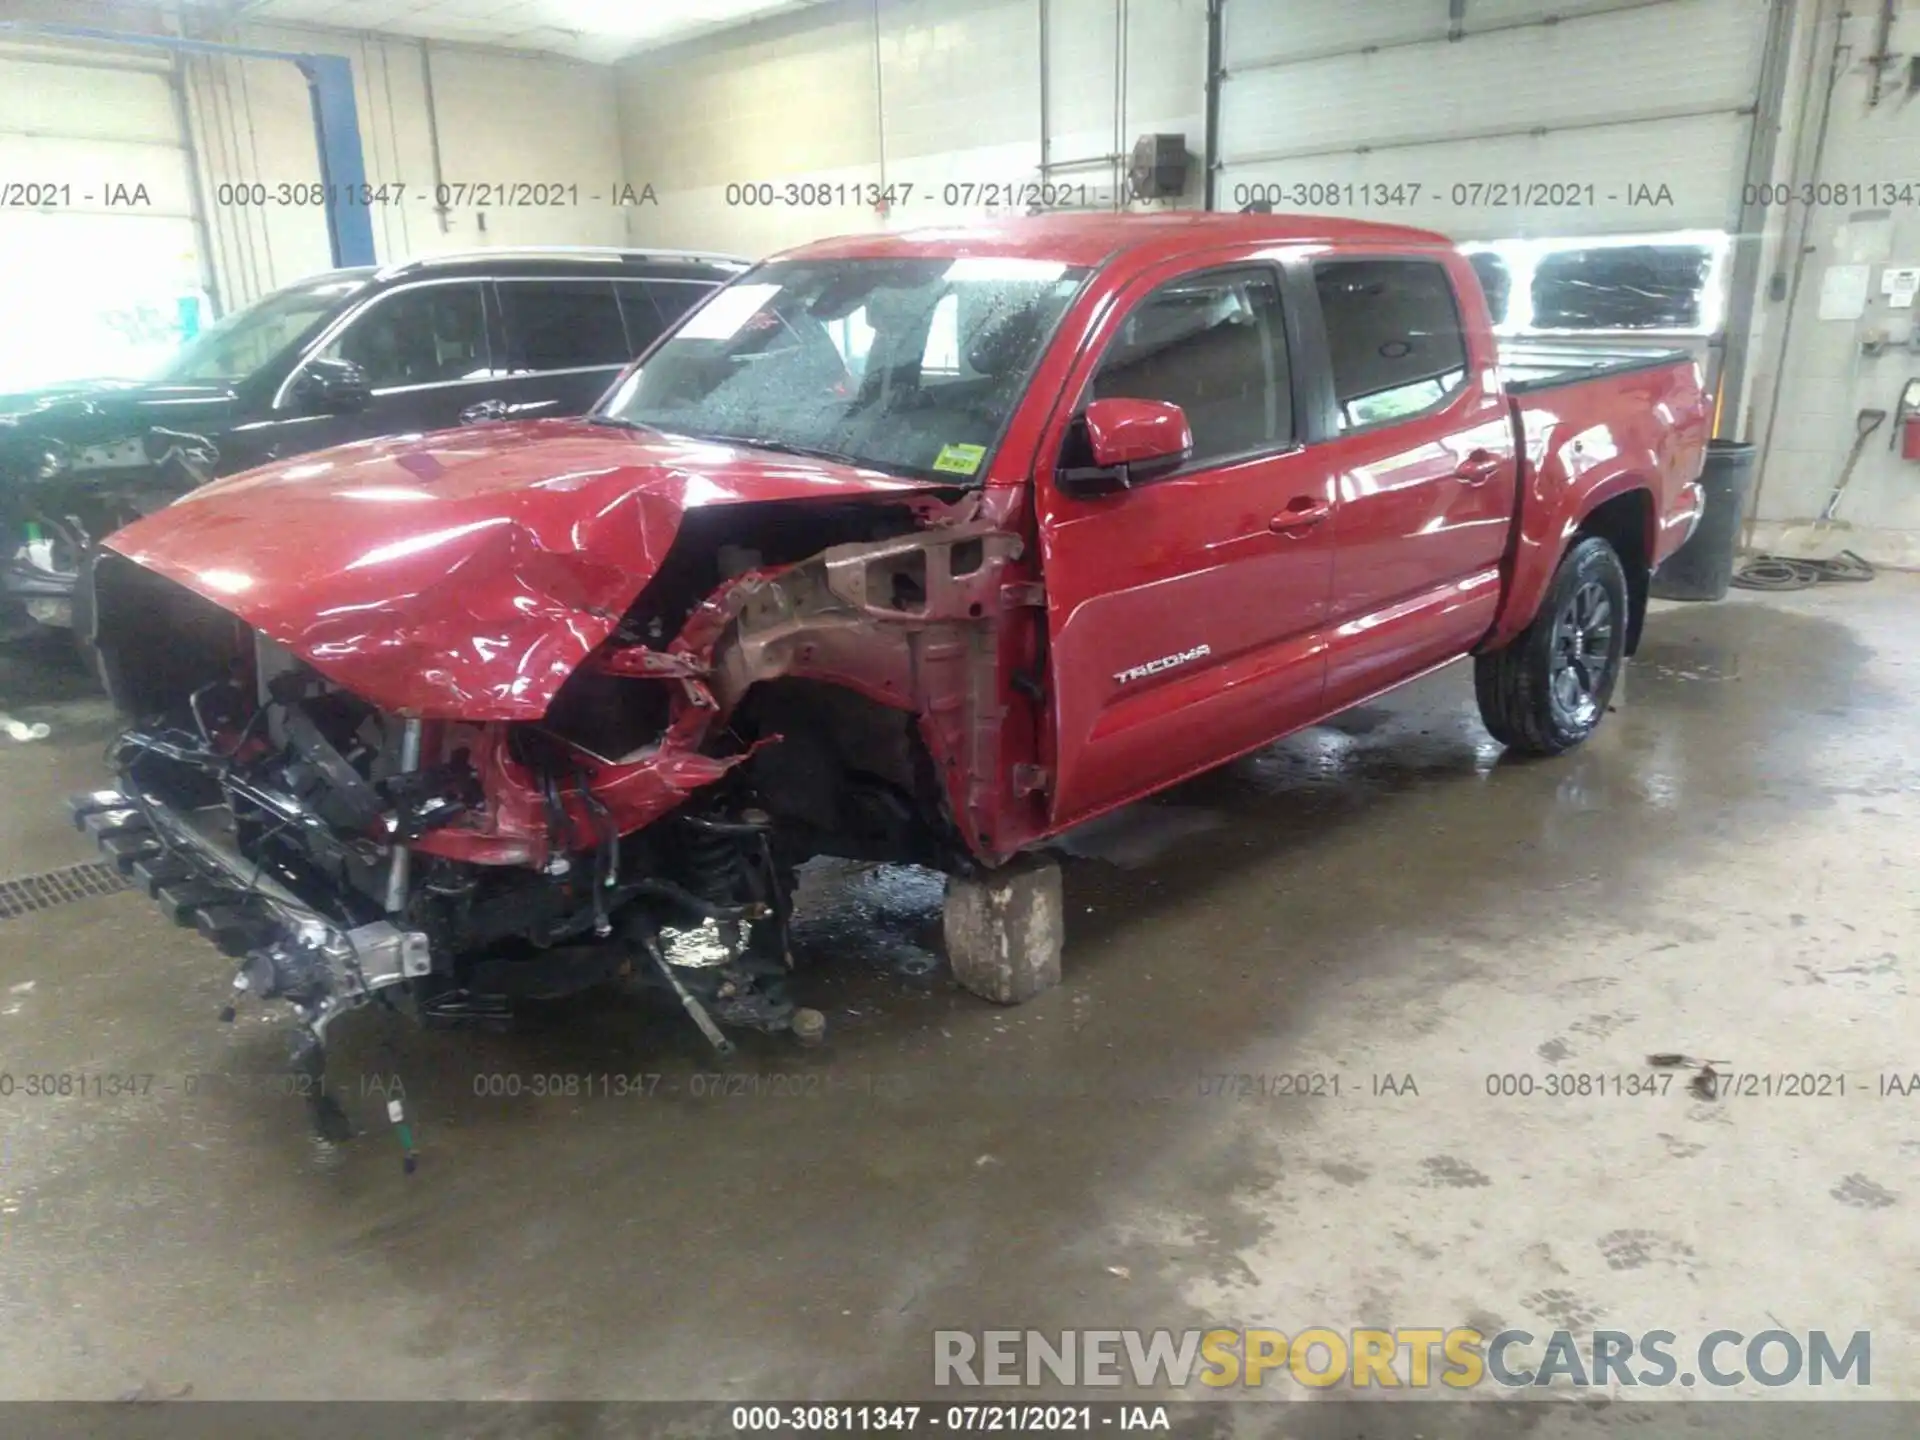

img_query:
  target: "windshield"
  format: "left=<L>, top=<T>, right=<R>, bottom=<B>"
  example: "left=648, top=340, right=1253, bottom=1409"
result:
left=598, top=256, right=1089, bottom=481
left=151, top=274, right=368, bottom=385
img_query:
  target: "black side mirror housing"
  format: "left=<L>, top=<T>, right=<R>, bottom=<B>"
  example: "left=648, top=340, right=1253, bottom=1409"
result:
left=1056, top=453, right=1133, bottom=498
left=297, top=357, right=372, bottom=412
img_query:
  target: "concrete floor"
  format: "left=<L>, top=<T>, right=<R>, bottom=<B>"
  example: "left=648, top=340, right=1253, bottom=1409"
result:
left=0, top=579, right=1914, bottom=1417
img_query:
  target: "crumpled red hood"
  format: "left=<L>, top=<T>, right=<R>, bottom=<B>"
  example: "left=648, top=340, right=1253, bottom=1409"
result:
left=103, top=418, right=937, bottom=718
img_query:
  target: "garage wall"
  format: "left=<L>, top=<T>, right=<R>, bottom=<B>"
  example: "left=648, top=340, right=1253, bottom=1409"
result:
left=0, top=0, right=627, bottom=362
left=614, top=0, right=1207, bottom=256
left=1218, top=0, right=1771, bottom=238
left=0, top=39, right=203, bottom=389
left=182, top=22, right=626, bottom=308
left=1741, top=0, right=1920, bottom=560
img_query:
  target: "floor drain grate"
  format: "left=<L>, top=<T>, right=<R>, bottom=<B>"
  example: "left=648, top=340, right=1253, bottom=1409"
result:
left=0, top=860, right=130, bottom=918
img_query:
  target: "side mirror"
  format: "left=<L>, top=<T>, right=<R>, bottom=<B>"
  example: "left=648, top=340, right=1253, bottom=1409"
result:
left=1057, top=397, right=1192, bottom=497
left=296, top=357, right=372, bottom=412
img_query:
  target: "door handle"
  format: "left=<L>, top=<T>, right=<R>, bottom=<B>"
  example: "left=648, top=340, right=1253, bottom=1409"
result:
left=1269, top=496, right=1331, bottom=535
left=460, top=399, right=510, bottom=425
left=1454, top=452, right=1503, bottom=485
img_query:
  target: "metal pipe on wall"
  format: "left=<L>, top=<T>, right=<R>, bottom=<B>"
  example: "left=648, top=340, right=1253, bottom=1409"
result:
left=1038, top=0, right=1127, bottom=183
left=167, top=50, right=224, bottom=317
left=1716, top=0, right=1801, bottom=442
left=1202, top=0, right=1222, bottom=210
left=420, top=40, right=450, bottom=234
left=1743, top=0, right=1851, bottom=538
left=1038, top=0, right=1050, bottom=180
left=872, top=0, right=888, bottom=203
left=1112, top=0, right=1126, bottom=209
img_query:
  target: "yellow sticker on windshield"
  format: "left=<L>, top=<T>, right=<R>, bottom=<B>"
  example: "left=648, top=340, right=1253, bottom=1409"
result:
left=932, top=442, right=987, bottom=475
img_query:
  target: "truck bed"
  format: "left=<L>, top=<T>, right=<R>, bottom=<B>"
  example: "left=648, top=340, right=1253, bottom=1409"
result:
left=1497, top=340, right=1696, bottom=395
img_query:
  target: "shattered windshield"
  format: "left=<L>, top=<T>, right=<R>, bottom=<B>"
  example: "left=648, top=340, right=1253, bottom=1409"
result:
left=598, top=256, right=1089, bottom=482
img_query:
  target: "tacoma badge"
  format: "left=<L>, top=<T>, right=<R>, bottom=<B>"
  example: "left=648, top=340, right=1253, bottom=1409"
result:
left=1113, top=644, right=1210, bottom=686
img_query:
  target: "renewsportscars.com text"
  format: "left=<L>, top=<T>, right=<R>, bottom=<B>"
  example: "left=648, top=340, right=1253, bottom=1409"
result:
left=933, top=1327, right=1871, bottom=1390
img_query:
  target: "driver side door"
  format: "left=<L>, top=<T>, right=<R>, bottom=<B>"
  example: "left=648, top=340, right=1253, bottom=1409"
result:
left=242, top=281, right=498, bottom=461
left=1035, top=258, right=1336, bottom=827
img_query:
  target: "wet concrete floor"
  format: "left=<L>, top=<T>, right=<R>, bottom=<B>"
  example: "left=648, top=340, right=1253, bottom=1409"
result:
left=0, top=580, right=1915, bottom=1421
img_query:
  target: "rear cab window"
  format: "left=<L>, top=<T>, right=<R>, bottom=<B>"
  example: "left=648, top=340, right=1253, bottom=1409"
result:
left=1312, top=258, right=1468, bottom=431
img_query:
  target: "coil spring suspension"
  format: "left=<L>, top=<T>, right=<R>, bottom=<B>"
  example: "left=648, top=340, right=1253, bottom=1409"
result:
left=683, top=821, right=749, bottom=904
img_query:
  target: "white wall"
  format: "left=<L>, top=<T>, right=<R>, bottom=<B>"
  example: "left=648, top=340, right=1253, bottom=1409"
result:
left=613, top=0, right=1206, bottom=257
left=1740, top=0, right=1920, bottom=562
left=0, top=38, right=204, bottom=387
left=180, top=20, right=626, bottom=308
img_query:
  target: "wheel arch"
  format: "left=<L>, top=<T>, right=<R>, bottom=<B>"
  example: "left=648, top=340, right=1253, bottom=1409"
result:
left=1570, top=484, right=1656, bottom=656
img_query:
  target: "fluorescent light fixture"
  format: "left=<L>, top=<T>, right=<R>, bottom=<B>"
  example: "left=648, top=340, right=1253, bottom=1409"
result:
left=546, top=0, right=809, bottom=45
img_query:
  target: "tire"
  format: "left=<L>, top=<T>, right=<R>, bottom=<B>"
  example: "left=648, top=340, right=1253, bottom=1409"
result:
left=1474, top=536, right=1630, bottom=756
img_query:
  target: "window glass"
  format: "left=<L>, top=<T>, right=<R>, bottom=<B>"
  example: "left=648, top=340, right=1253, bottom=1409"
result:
left=153, top=275, right=364, bottom=384
left=321, top=283, right=489, bottom=390
left=824, top=307, right=877, bottom=382
left=921, top=293, right=961, bottom=377
left=1530, top=244, right=1713, bottom=330
left=1090, top=267, right=1291, bottom=464
left=601, top=257, right=1087, bottom=481
left=1313, top=260, right=1467, bottom=431
left=1460, top=232, right=1729, bottom=335
left=640, top=279, right=717, bottom=336
left=498, top=280, right=628, bottom=372
left=1467, top=251, right=1512, bottom=328
left=617, top=283, right=666, bottom=355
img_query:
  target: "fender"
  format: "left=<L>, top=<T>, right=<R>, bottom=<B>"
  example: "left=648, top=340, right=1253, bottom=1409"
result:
left=1479, top=414, right=1662, bottom=654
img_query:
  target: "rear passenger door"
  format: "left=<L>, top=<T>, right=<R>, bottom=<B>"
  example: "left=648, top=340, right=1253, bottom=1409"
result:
left=1038, top=259, right=1336, bottom=826
left=478, top=278, right=641, bottom=423
left=1307, top=254, right=1517, bottom=712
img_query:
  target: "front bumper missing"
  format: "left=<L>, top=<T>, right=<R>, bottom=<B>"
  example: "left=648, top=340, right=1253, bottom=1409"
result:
left=67, top=787, right=430, bottom=1041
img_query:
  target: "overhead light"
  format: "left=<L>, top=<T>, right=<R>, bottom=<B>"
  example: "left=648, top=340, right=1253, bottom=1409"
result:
left=546, top=0, right=807, bottom=45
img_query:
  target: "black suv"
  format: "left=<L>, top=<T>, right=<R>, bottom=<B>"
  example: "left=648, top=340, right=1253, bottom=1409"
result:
left=0, top=246, right=747, bottom=636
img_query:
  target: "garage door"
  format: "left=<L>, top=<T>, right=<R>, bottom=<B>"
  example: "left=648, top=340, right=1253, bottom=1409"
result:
left=0, top=44, right=206, bottom=393
left=1215, top=0, right=1770, bottom=240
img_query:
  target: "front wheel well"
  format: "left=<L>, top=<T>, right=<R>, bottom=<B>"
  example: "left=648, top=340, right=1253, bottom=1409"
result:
left=1572, top=488, right=1654, bottom=656
left=726, top=678, right=968, bottom=870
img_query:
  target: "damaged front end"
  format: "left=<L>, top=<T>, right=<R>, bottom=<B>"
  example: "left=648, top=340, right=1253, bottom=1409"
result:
left=77, top=486, right=1034, bottom=1154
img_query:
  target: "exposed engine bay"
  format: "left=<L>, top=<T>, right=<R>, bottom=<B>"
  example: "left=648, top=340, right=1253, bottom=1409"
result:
left=75, top=488, right=1039, bottom=1160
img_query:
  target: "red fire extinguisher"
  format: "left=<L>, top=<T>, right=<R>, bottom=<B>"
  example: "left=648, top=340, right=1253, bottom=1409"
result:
left=1902, top=413, right=1920, bottom=460
left=1896, top=377, right=1920, bottom=459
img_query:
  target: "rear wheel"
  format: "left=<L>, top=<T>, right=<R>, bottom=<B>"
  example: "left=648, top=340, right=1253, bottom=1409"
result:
left=1474, top=536, right=1629, bottom=756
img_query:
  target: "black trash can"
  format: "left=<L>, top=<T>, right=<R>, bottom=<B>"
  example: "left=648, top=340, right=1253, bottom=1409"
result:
left=1648, top=438, right=1756, bottom=602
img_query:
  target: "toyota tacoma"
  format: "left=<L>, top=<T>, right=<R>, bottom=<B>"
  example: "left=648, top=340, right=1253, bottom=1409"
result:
left=71, top=213, right=1710, bottom=1145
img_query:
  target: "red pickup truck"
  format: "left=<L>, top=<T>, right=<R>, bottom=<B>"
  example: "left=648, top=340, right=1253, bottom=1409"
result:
left=75, top=212, right=1708, bottom=1127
